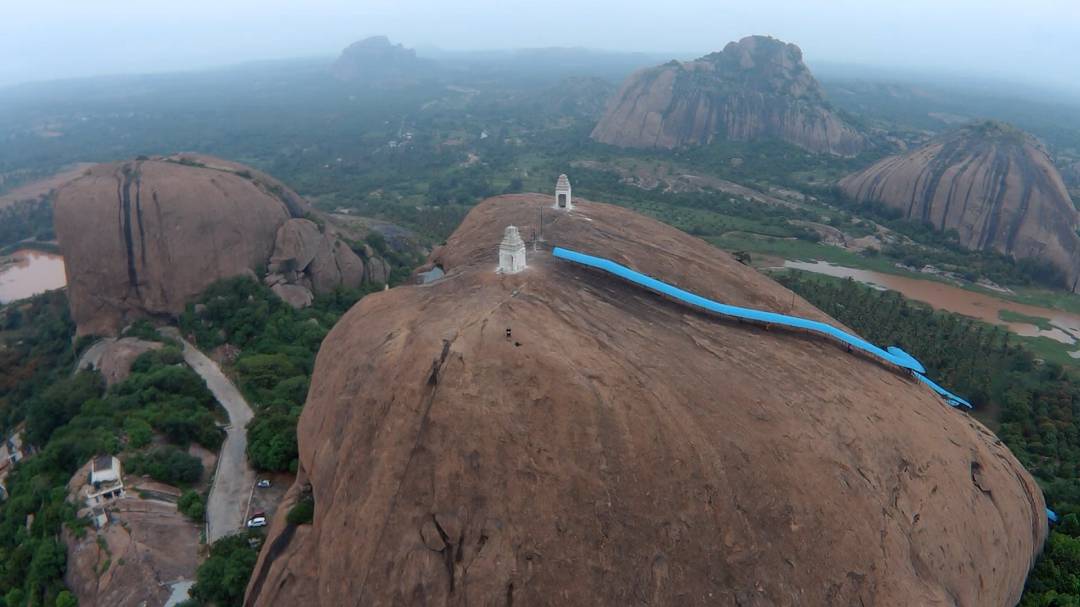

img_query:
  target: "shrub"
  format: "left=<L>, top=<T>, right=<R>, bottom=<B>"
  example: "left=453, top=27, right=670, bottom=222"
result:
left=246, top=412, right=298, bottom=472
left=178, top=490, right=206, bottom=522
left=126, top=448, right=203, bottom=486
left=286, top=494, right=314, bottom=525
left=191, top=533, right=260, bottom=606
left=123, top=417, right=153, bottom=449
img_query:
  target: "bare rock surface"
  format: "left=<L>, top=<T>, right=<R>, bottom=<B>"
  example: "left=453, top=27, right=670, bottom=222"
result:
left=77, top=337, right=164, bottom=386
left=246, top=194, right=1044, bottom=607
left=592, top=36, right=867, bottom=156
left=840, top=121, right=1080, bottom=291
left=272, top=283, right=315, bottom=309
left=270, top=219, right=323, bottom=274
left=63, top=500, right=200, bottom=607
left=54, top=155, right=394, bottom=332
left=269, top=218, right=367, bottom=300
left=63, top=462, right=200, bottom=607
left=54, top=156, right=295, bottom=335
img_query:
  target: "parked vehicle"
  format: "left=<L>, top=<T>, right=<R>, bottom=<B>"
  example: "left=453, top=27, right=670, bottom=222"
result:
left=246, top=515, right=267, bottom=528
left=257, top=479, right=271, bottom=488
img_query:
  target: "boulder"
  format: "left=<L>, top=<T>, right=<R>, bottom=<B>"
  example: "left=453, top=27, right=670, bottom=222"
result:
left=307, top=240, right=365, bottom=294
left=270, top=219, right=323, bottom=274
left=246, top=194, right=1044, bottom=607
left=54, top=156, right=295, bottom=335
left=53, top=155, right=398, bottom=333
left=364, top=255, right=391, bottom=285
left=272, top=283, right=315, bottom=309
left=77, top=337, right=163, bottom=386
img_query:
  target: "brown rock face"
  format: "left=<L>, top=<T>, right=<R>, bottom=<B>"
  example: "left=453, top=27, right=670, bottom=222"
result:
left=591, top=36, right=867, bottom=156
left=839, top=122, right=1080, bottom=290
left=246, top=194, right=1044, bottom=606
left=54, top=156, right=296, bottom=335
left=54, top=155, right=392, bottom=334
left=269, top=218, right=367, bottom=294
left=63, top=462, right=200, bottom=607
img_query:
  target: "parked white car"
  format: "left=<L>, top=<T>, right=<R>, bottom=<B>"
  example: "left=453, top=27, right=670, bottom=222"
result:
left=257, top=479, right=271, bottom=488
left=246, top=516, right=267, bottom=528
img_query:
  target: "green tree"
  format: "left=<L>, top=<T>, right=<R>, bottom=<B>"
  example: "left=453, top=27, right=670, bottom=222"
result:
left=191, top=534, right=260, bottom=607
left=178, top=490, right=206, bottom=522
left=246, top=412, right=298, bottom=472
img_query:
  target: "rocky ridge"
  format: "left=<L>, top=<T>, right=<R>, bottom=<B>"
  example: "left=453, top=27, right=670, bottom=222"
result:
left=839, top=121, right=1080, bottom=290
left=591, top=35, right=868, bottom=155
left=332, top=36, right=434, bottom=83
left=245, top=194, right=1044, bottom=606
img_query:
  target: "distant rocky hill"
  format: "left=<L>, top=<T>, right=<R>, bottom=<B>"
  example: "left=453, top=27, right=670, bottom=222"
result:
left=839, top=121, right=1080, bottom=290
left=53, top=154, right=392, bottom=335
left=245, top=194, right=1043, bottom=606
left=591, top=36, right=868, bottom=155
left=332, top=36, right=434, bottom=83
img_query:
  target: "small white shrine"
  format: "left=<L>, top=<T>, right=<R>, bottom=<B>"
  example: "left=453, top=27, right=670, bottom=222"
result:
left=498, top=225, right=527, bottom=274
left=555, top=174, right=572, bottom=210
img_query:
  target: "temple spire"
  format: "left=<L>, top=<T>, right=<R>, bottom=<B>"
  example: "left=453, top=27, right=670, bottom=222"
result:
left=498, top=225, right=527, bottom=274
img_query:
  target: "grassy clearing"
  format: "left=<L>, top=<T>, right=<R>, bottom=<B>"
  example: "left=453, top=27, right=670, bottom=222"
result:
left=1013, top=334, right=1078, bottom=369
left=998, top=309, right=1055, bottom=331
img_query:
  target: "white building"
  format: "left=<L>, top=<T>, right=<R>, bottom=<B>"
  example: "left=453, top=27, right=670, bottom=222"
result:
left=498, top=226, right=527, bottom=274
left=555, top=174, right=572, bottom=210
left=0, top=426, right=33, bottom=499
left=86, top=455, right=125, bottom=509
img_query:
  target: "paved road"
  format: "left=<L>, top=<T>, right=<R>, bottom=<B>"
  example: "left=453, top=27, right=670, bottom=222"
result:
left=161, top=328, right=256, bottom=542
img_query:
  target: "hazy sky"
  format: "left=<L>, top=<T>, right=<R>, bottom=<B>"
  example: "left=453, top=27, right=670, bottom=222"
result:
left=3, top=0, right=1079, bottom=93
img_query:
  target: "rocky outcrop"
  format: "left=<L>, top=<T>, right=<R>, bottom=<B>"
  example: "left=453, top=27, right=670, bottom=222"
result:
left=54, top=156, right=294, bottom=335
left=246, top=194, right=1044, bottom=607
left=267, top=218, right=368, bottom=304
left=591, top=36, right=867, bottom=156
left=332, top=36, right=433, bottom=84
left=54, top=155, right=393, bottom=334
left=77, top=337, right=163, bottom=386
left=63, top=461, right=200, bottom=607
left=839, top=121, right=1080, bottom=290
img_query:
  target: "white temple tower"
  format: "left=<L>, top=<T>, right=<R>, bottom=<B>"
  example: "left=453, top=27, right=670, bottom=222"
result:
left=498, top=225, right=527, bottom=274
left=555, top=174, right=572, bottom=210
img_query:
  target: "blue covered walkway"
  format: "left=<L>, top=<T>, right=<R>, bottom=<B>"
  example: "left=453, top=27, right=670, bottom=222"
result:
left=552, top=247, right=971, bottom=407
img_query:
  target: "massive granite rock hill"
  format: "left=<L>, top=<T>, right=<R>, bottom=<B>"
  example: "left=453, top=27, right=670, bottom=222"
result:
left=332, top=36, right=434, bottom=83
left=839, top=122, right=1080, bottom=291
left=245, top=194, right=1044, bottom=606
left=591, top=36, right=867, bottom=156
left=54, top=154, right=390, bottom=335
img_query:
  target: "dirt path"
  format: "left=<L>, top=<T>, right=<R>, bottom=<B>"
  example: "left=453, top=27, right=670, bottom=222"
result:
left=161, top=328, right=256, bottom=542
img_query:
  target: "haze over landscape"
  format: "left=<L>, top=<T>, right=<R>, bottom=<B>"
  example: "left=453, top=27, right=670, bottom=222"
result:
left=3, top=2, right=1080, bottom=606
left=4, top=0, right=1080, bottom=96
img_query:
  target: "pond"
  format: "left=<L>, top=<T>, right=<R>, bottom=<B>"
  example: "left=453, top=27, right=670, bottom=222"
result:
left=0, top=249, right=67, bottom=304
left=784, top=260, right=1080, bottom=347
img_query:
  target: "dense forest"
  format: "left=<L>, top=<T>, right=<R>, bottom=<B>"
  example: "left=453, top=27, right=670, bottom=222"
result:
left=779, top=273, right=1080, bottom=605
left=0, top=295, right=221, bottom=605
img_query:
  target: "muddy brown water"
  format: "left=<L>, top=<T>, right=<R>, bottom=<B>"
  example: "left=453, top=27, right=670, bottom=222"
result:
left=784, top=260, right=1080, bottom=349
left=0, top=249, right=66, bottom=304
